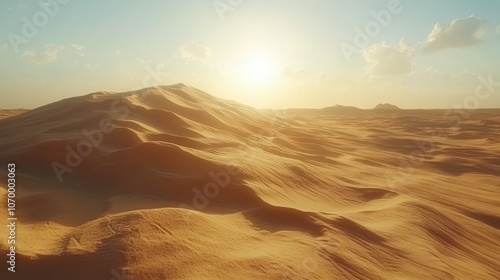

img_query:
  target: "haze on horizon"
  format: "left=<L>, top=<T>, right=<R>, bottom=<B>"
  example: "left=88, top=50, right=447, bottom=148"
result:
left=1, top=0, right=500, bottom=109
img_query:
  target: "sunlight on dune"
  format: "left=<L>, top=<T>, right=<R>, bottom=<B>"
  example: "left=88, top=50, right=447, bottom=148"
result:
left=0, top=85, right=498, bottom=279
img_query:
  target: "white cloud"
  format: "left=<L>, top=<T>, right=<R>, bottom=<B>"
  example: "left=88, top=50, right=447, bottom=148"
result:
left=71, top=43, right=85, bottom=56
left=424, top=15, right=488, bottom=52
left=22, top=45, right=63, bottom=64
left=112, top=49, right=121, bottom=56
left=362, top=38, right=415, bottom=75
left=497, top=25, right=500, bottom=33
left=178, top=42, right=212, bottom=61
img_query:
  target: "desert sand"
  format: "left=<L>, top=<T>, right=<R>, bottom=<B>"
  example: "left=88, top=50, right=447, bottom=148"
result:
left=0, top=84, right=499, bottom=279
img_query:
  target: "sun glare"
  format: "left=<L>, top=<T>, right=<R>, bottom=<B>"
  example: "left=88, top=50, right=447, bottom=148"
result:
left=247, top=56, right=272, bottom=82
left=240, top=52, right=278, bottom=87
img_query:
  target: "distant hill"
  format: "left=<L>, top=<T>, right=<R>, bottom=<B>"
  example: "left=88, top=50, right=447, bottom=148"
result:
left=373, top=103, right=401, bottom=110
left=320, top=105, right=363, bottom=114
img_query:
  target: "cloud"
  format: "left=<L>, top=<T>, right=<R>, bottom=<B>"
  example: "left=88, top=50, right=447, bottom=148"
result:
left=362, top=38, right=415, bottom=75
left=71, top=43, right=85, bottom=56
left=178, top=42, right=212, bottom=61
left=112, top=49, right=121, bottom=56
left=424, top=15, right=488, bottom=52
left=497, top=25, right=500, bottom=33
left=22, top=45, right=63, bottom=64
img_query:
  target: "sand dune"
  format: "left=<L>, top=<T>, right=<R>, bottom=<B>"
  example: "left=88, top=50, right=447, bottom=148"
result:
left=0, top=84, right=499, bottom=279
left=0, top=110, right=28, bottom=120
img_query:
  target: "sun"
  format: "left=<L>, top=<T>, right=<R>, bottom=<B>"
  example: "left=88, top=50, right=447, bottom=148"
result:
left=241, top=53, right=278, bottom=87
left=247, top=56, right=272, bottom=82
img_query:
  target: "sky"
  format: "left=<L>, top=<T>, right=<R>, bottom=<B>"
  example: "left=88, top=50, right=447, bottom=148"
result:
left=1, top=0, right=499, bottom=109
